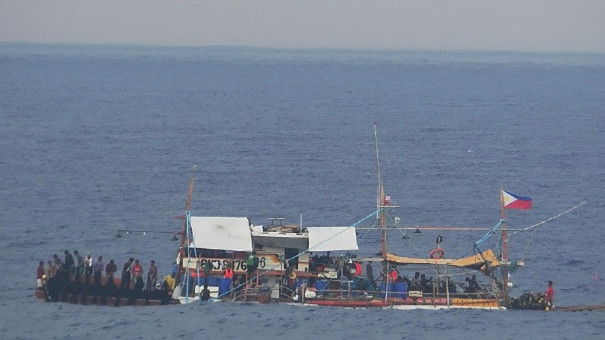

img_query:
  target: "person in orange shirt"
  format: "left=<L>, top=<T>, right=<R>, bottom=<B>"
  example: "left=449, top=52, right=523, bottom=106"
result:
left=223, top=263, right=234, bottom=279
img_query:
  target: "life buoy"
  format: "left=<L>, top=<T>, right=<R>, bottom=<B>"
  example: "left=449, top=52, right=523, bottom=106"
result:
left=429, top=248, right=445, bottom=259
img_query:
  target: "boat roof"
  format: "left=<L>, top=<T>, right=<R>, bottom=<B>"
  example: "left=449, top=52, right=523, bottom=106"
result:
left=189, top=216, right=358, bottom=252
left=252, top=231, right=308, bottom=249
left=189, top=216, right=253, bottom=251
left=251, top=226, right=358, bottom=251
left=307, top=227, right=358, bottom=251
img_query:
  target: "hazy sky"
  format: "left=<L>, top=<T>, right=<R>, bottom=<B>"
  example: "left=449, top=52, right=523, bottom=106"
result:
left=1, top=0, right=604, bottom=53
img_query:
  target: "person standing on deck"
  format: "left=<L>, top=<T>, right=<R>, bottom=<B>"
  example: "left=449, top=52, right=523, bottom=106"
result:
left=366, top=263, right=375, bottom=285
left=46, top=260, right=57, bottom=301
left=36, top=261, right=45, bottom=288
left=46, top=261, right=56, bottom=280
left=246, top=252, right=259, bottom=276
left=132, top=259, right=144, bottom=288
left=37, top=261, right=45, bottom=279
left=93, top=256, right=105, bottom=288
left=91, top=256, right=104, bottom=304
left=121, top=257, right=134, bottom=291
left=203, top=261, right=212, bottom=287
left=545, top=280, right=554, bottom=311
left=63, top=250, right=74, bottom=277
left=52, top=254, right=64, bottom=291
left=84, top=253, right=93, bottom=284
left=411, top=272, right=422, bottom=291
left=53, top=254, right=63, bottom=269
left=146, top=260, right=158, bottom=291
left=105, top=259, right=117, bottom=287
left=74, top=250, right=84, bottom=283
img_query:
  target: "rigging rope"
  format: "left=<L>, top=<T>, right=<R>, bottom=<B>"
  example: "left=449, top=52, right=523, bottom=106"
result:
left=509, top=201, right=587, bottom=236
left=520, top=231, right=603, bottom=284
left=474, top=220, right=503, bottom=254
left=519, top=226, right=538, bottom=263
left=509, top=201, right=587, bottom=267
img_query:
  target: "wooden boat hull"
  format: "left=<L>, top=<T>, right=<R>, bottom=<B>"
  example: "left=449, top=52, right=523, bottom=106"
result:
left=35, top=275, right=180, bottom=306
left=35, top=289, right=179, bottom=306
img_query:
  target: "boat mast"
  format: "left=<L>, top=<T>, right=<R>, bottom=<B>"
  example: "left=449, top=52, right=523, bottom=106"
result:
left=176, top=165, right=197, bottom=287
left=374, top=124, right=387, bottom=259
left=500, top=188, right=510, bottom=306
left=181, top=165, right=196, bottom=247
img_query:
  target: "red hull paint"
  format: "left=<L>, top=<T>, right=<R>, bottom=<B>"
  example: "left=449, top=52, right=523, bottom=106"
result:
left=305, top=298, right=450, bottom=308
left=308, top=300, right=391, bottom=307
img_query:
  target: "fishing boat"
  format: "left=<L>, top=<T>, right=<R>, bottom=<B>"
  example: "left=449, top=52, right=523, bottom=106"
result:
left=35, top=125, right=585, bottom=310
left=171, top=125, right=536, bottom=309
left=171, top=204, right=506, bottom=308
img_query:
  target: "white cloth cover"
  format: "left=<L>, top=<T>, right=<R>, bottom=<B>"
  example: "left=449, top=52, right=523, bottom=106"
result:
left=307, top=227, right=358, bottom=251
left=189, top=216, right=253, bottom=251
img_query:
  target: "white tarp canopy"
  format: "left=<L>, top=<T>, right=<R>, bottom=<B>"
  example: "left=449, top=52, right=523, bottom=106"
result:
left=189, top=216, right=253, bottom=252
left=307, top=227, right=358, bottom=252
left=251, top=232, right=308, bottom=250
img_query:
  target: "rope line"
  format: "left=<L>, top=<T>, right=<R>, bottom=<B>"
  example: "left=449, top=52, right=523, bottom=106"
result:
left=509, top=201, right=587, bottom=236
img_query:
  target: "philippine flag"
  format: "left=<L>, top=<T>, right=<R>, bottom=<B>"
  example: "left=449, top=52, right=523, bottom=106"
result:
left=384, top=196, right=391, bottom=206
left=502, top=190, right=533, bottom=210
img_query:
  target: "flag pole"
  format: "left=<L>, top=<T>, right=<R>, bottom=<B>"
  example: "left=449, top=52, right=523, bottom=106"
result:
left=500, top=188, right=510, bottom=307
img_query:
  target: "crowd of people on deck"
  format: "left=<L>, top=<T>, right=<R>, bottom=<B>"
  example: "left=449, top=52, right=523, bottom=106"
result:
left=305, top=254, right=488, bottom=296
left=36, top=250, right=170, bottom=304
left=382, top=266, right=487, bottom=294
left=35, top=249, right=489, bottom=303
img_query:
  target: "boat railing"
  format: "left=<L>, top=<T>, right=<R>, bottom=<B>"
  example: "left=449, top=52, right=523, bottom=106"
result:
left=295, top=276, right=501, bottom=302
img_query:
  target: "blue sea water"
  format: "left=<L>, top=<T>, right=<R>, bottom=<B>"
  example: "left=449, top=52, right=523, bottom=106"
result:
left=1, top=43, right=605, bottom=339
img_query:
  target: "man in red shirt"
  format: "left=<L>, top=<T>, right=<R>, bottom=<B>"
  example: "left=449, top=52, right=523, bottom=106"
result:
left=132, top=259, right=144, bottom=290
left=36, top=261, right=45, bottom=288
left=545, top=280, right=554, bottom=311
left=388, top=267, right=399, bottom=282
left=37, top=261, right=45, bottom=279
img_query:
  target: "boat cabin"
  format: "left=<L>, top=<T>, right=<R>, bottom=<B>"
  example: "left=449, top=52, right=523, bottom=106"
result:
left=177, top=216, right=359, bottom=300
